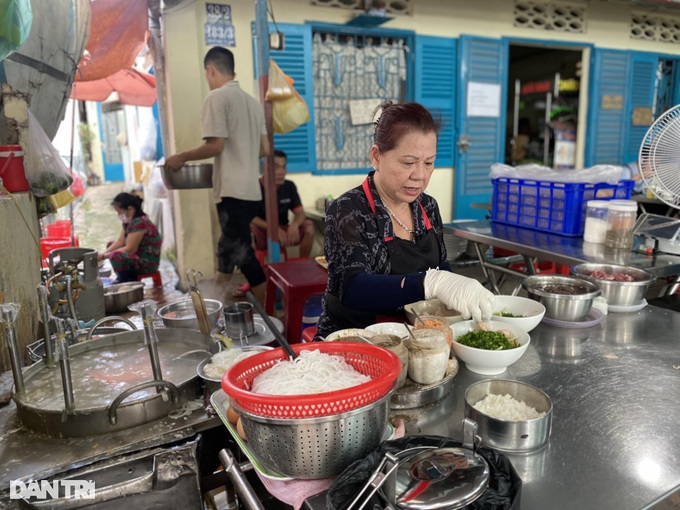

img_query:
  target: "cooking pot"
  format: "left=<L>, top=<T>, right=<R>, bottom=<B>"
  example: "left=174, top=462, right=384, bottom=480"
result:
left=160, top=163, right=212, bottom=190
left=14, top=327, right=220, bottom=437
left=104, top=282, right=144, bottom=313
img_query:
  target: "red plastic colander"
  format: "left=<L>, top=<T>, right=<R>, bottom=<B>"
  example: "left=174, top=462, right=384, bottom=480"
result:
left=221, top=342, right=401, bottom=418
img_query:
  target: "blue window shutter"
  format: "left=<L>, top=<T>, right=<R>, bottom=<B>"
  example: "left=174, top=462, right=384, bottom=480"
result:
left=254, top=23, right=315, bottom=173
left=415, top=35, right=457, bottom=168
left=586, top=49, right=629, bottom=166
left=624, top=51, right=658, bottom=164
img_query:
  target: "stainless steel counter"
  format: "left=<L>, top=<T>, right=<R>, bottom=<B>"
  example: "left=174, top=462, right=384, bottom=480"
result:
left=393, top=305, right=680, bottom=510
left=445, top=220, right=680, bottom=278
left=0, top=396, right=219, bottom=492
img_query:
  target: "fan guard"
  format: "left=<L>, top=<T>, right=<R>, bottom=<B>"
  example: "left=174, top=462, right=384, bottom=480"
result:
left=639, top=104, right=680, bottom=210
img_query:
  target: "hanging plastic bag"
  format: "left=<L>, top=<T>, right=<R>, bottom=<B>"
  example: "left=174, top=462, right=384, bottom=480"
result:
left=266, top=60, right=294, bottom=101
left=272, top=89, right=310, bottom=134
left=0, top=0, right=32, bottom=62
left=23, top=111, right=73, bottom=197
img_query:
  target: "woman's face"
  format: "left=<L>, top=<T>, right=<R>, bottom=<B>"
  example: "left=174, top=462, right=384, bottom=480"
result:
left=113, top=204, right=132, bottom=222
left=370, top=130, right=437, bottom=205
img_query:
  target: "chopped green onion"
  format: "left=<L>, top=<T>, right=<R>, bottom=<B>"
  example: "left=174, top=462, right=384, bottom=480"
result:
left=456, top=330, right=520, bottom=350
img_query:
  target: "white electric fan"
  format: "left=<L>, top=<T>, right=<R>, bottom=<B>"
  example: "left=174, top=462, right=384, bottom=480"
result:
left=634, top=104, right=680, bottom=255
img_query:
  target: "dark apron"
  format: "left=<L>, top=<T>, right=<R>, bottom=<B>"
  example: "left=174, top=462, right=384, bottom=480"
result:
left=325, top=177, right=441, bottom=330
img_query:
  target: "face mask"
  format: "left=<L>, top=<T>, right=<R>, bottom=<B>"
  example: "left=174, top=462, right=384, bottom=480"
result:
left=118, top=213, right=130, bottom=224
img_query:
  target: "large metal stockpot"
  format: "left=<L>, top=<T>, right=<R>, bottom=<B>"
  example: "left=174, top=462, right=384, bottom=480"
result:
left=14, top=328, right=219, bottom=437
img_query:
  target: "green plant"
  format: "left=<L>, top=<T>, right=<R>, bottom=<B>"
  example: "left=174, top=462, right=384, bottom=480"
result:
left=77, top=123, right=96, bottom=162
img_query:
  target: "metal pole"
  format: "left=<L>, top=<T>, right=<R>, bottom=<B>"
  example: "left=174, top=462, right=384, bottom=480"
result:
left=254, top=0, right=281, bottom=263
left=37, top=286, right=55, bottom=367
left=1, top=304, right=25, bottom=396
left=544, top=92, right=552, bottom=167
left=53, top=318, right=75, bottom=413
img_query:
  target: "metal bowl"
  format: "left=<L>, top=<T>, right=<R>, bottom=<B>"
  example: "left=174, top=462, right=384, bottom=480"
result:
left=158, top=298, right=222, bottom=330
left=232, top=392, right=391, bottom=479
left=161, top=163, right=212, bottom=190
left=197, top=346, right=273, bottom=394
left=571, top=263, right=655, bottom=307
left=465, top=379, right=552, bottom=452
left=103, top=282, right=144, bottom=313
left=522, top=275, right=600, bottom=322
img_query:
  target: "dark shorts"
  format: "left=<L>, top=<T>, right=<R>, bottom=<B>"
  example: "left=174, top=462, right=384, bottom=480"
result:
left=215, top=198, right=266, bottom=287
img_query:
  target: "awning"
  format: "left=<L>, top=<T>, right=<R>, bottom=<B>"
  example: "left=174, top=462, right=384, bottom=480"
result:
left=71, top=67, right=157, bottom=106
left=74, top=0, right=148, bottom=82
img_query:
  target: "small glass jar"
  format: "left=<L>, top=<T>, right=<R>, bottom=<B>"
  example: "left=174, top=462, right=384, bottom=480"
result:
left=406, top=329, right=449, bottom=385
left=604, top=200, right=638, bottom=250
left=413, top=315, right=453, bottom=348
left=583, top=200, right=609, bottom=244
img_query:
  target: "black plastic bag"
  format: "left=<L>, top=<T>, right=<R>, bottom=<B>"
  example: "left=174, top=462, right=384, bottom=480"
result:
left=326, top=435, right=522, bottom=510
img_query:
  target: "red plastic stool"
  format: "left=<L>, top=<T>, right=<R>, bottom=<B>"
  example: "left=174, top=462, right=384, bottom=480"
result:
left=301, top=326, right=317, bottom=343
left=138, top=271, right=163, bottom=287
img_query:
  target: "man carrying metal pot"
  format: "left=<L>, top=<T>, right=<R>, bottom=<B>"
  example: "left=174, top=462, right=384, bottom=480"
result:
left=166, top=47, right=270, bottom=305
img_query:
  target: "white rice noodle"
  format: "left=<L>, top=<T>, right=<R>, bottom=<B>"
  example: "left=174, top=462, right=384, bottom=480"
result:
left=251, top=349, right=371, bottom=395
left=473, top=393, right=546, bottom=421
left=203, top=349, right=263, bottom=379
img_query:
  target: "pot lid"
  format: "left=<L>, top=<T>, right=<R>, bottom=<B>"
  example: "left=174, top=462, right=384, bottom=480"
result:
left=394, top=447, right=489, bottom=510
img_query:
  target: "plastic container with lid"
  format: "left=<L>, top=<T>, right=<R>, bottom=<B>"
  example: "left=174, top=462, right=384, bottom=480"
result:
left=583, top=200, right=610, bottom=244
left=604, top=199, right=638, bottom=249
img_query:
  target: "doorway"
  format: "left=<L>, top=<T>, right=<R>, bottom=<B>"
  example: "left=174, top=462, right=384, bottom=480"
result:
left=505, top=44, right=583, bottom=169
left=98, top=102, right=126, bottom=181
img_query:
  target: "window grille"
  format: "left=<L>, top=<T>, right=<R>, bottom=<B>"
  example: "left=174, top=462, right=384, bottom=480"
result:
left=310, top=0, right=412, bottom=16
left=631, top=13, right=680, bottom=44
left=513, top=0, right=586, bottom=33
left=312, top=31, right=408, bottom=171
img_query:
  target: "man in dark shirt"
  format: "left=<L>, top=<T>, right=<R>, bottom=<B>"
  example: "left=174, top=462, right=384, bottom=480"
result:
left=233, top=150, right=314, bottom=297
left=250, top=149, right=314, bottom=258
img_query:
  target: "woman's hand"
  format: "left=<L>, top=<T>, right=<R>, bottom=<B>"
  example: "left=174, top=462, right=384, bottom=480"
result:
left=97, top=251, right=108, bottom=262
left=423, top=269, right=495, bottom=322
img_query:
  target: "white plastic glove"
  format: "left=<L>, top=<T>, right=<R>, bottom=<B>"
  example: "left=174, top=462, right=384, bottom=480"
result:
left=423, top=269, right=495, bottom=322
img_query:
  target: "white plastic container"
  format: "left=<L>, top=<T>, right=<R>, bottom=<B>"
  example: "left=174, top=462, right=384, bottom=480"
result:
left=583, top=200, right=609, bottom=244
left=604, top=200, right=638, bottom=250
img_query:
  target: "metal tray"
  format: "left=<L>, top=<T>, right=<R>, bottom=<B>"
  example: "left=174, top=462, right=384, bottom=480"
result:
left=391, top=358, right=459, bottom=410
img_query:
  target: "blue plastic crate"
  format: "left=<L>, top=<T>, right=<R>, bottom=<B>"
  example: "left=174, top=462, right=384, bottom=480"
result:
left=491, top=178, right=635, bottom=237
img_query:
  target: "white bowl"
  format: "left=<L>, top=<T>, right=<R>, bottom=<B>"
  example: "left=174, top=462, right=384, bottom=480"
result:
left=404, top=298, right=463, bottom=326
left=451, top=320, right=530, bottom=375
left=366, top=322, right=410, bottom=338
left=324, top=328, right=375, bottom=342
left=492, top=296, right=546, bottom=332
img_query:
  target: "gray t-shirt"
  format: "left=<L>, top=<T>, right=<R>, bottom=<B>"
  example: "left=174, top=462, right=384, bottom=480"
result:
left=200, top=81, right=267, bottom=203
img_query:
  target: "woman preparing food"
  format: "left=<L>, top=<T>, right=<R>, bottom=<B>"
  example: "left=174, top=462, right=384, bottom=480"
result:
left=316, top=102, right=494, bottom=338
left=98, top=192, right=162, bottom=283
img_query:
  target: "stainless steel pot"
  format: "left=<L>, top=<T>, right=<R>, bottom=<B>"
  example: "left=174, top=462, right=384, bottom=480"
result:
left=160, top=163, right=212, bottom=190
left=104, top=282, right=144, bottom=313
left=465, top=379, right=553, bottom=452
left=223, top=302, right=255, bottom=338
left=523, top=275, right=600, bottom=321
left=158, top=298, right=222, bottom=330
left=14, top=328, right=219, bottom=437
left=571, top=263, right=655, bottom=307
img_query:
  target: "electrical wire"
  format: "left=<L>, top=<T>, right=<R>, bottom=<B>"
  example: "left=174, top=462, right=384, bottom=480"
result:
left=267, top=0, right=280, bottom=34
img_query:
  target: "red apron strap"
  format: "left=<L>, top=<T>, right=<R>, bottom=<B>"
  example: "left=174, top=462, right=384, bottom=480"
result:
left=364, top=176, right=432, bottom=232
left=362, top=177, right=377, bottom=215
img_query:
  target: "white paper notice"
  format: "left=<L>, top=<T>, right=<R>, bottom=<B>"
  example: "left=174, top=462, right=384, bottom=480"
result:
left=349, top=99, right=382, bottom=126
left=467, top=82, right=501, bottom=118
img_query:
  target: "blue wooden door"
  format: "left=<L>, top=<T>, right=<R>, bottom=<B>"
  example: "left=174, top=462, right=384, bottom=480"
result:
left=585, top=49, right=660, bottom=166
left=257, top=23, right=316, bottom=173
left=97, top=103, right=125, bottom=181
left=415, top=35, right=457, bottom=170
left=455, top=36, right=507, bottom=220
